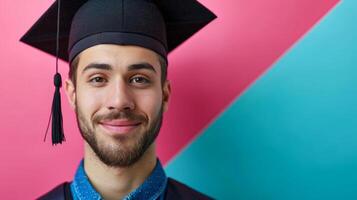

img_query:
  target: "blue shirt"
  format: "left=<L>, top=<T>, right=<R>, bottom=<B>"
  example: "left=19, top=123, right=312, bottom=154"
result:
left=70, top=159, right=168, bottom=200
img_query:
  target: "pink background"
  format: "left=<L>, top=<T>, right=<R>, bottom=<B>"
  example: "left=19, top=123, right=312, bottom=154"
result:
left=0, top=0, right=337, bottom=198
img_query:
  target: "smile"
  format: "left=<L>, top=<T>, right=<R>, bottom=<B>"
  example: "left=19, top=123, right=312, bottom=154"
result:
left=99, top=120, right=142, bottom=135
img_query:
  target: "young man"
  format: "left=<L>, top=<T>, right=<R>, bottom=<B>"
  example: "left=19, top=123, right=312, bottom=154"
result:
left=21, top=0, right=216, bottom=199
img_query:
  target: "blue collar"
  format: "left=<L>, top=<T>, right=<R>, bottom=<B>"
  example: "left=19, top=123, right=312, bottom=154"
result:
left=70, top=159, right=167, bottom=200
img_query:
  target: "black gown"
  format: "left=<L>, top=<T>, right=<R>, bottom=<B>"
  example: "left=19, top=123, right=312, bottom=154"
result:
left=37, top=178, right=214, bottom=200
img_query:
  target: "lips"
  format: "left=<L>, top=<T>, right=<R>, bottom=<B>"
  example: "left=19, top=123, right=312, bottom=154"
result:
left=99, top=119, right=141, bottom=135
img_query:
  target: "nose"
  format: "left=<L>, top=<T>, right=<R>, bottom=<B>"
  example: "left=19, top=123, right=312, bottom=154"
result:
left=105, top=80, right=135, bottom=111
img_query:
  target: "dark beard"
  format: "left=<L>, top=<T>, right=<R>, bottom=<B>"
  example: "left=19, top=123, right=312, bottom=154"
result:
left=75, top=105, right=163, bottom=167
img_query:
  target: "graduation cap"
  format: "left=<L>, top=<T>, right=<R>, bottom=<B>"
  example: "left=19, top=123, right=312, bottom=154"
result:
left=20, top=0, right=217, bottom=145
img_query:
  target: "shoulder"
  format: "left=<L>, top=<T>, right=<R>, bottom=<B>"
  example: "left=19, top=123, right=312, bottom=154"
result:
left=37, top=182, right=72, bottom=200
left=165, top=178, right=214, bottom=200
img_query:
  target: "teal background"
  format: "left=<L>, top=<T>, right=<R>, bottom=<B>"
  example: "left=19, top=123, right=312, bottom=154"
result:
left=166, top=1, right=357, bottom=199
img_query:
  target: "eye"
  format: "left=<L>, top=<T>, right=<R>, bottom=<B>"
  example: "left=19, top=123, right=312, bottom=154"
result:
left=90, top=77, right=106, bottom=83
left=130, top=76, right=150, bottom=84
left=88, top=76, right=107, bottom=86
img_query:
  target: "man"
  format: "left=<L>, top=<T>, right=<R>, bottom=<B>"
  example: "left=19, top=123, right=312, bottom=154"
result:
left=20, top=0, right=216, bottom=199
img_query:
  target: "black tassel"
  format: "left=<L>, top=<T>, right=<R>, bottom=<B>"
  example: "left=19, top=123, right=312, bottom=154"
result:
left=51, top=73, right=65, bottom=144
left=44, top=73, right=65, bottom=145
left=43, top=0, right=65, bottom=145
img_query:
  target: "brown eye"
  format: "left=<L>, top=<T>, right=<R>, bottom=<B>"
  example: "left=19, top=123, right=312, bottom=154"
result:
left=130, top=76, right=150, bottom=84
left=88, top=76, right=108, bottom=87
left=90, top=77, right=106, bottom=83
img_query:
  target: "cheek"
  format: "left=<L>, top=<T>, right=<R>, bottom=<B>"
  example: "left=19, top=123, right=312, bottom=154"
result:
left=76, top=87, right=104, bottom=115
left=134, top=89, right=162, bottom=117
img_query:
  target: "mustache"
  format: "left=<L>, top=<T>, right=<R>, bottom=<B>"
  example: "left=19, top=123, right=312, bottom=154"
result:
left=93, top=110, right=146, bottom=123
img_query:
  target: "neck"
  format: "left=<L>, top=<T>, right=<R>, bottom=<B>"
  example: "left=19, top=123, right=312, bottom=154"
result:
left=83, top=142, right=157, bottom=200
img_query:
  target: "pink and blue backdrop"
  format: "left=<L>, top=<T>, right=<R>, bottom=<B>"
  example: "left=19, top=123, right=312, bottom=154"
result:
left=1, top=0, right=357, bottom=199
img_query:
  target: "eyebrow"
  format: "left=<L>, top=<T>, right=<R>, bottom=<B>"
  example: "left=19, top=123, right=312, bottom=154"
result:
left=82, top=63, right=112, bottom=74
left=81, top=62, right=157, bottom=74
left=128, top=63, right=157, bottom=74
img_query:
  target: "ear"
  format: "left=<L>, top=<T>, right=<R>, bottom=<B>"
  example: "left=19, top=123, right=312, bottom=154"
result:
left=64, top=79, right=76, bottom=110
left=162, top=80, right=171, bottom=113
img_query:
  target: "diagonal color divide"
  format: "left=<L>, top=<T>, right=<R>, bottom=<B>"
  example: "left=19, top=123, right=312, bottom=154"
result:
left=166, top=0, right=357, bottom=199
left=157, top=0, right=340, bottom=163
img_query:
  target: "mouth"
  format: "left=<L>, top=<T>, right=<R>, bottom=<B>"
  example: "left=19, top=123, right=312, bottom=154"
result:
left=99, top=119, right=142, bottom=136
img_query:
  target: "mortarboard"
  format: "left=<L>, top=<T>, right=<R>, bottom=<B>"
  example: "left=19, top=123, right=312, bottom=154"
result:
left=20, top=0, right=217, bottom=145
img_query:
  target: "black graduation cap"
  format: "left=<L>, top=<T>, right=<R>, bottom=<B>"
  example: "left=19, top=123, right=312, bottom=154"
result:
left=20, top=0, right=217, bottom=62
left=20, top=0, right=217, bottom=145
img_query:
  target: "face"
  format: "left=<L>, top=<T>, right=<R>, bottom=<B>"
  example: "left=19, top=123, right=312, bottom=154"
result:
left=65, top=44, right=170, bottom=167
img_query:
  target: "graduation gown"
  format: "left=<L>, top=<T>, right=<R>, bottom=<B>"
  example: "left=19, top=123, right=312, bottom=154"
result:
left=37, top=178, right=213, bottom=200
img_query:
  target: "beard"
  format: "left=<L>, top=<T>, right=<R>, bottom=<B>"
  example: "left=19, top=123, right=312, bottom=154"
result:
left=75, top=104, right=163, bottom=168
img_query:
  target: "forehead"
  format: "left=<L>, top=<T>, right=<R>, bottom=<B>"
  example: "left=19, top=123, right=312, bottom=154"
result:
left=77, top=44, right=161, bottom=72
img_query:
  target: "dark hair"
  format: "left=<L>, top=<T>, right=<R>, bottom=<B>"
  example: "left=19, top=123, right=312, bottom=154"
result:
left=68, top=54, right=168, bottom=86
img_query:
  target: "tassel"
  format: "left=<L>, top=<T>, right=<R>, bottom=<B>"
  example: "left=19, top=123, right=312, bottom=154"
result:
left=44, top=0, right=65, bottom=145
left=51, top=73, right=65, bottom=144
left=44, top=73, right=65, bottom=145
